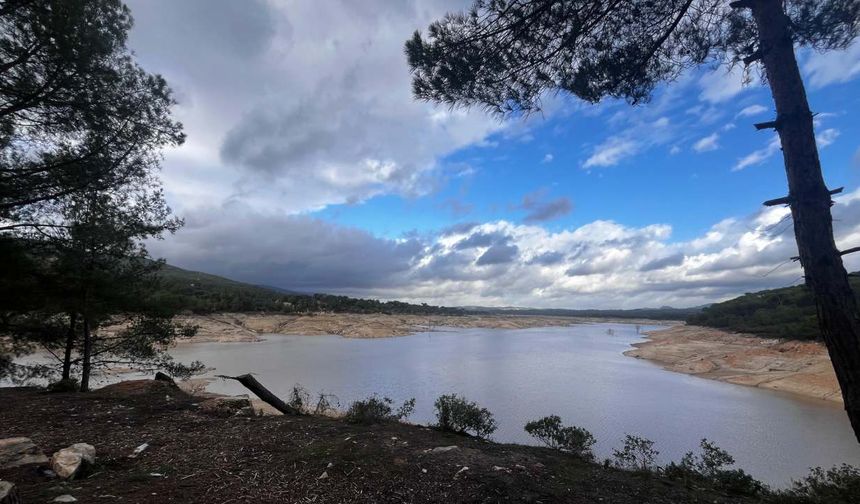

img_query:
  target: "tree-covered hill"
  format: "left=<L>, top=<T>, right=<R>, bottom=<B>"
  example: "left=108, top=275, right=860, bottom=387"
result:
left=686, top=274, right=860, bottom=340
left=154, top=264, right=463, bottom=315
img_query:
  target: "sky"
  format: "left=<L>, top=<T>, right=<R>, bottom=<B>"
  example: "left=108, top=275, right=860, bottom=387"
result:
left=125, top=0, right=860, bottom=309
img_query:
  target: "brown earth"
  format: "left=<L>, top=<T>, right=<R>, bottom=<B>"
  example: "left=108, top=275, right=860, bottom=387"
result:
left=0, top=382, right=759, bottom=503
left=171, top=312, right=680, bottom=343
left=625, top=325, right=841, bottom=403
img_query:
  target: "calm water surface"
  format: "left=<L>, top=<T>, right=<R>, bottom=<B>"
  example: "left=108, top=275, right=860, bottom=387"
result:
left=169, top=323, right=860, bottom=487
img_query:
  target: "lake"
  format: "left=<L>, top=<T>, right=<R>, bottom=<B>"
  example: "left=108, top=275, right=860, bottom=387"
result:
left=171, top=322, right=859, bottom=487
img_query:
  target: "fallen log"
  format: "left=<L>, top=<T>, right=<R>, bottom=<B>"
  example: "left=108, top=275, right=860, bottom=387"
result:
left=215, top=374, right=301, bottom=415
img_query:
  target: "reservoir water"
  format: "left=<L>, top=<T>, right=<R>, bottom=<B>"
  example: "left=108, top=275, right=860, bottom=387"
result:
left=169, top=322, right=859, bottom=487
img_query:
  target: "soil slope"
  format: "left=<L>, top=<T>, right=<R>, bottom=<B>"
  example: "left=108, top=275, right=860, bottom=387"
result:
left=625, top=325, right=841, bottom=403
left=0, top=383, right=757, bottom=503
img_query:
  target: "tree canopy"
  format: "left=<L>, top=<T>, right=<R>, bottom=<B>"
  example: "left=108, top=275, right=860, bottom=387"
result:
left=0, top=0, right=184, bottom=223
left=406, top=0, right=859, bottom=114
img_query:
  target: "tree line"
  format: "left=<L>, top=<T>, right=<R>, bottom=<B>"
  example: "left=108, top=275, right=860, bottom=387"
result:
left=0, top=0, right=199, bottom=391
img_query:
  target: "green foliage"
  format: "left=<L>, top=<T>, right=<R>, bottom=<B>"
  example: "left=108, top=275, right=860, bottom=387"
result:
left=406, top=1, right=858, bottom=114
left=664, top=439, right=764, bottom=496
left=686, top=277, right=860, bottom=340
left=524, top=415, right=596, bottom=460
left=154, top=264, right=465, bottom=316
left=612, top=434, right=659, bottom=472
left=434, top=394, right=497, bottom=439
left=288, top=385, right=311, bottom=413
left=776, top=464, right=860, bottom=504
left=344, top=395, right=415, bottom=424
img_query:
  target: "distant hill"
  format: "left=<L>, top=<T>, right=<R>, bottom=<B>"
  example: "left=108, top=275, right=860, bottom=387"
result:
left=464, top=305, right=703, bottom=320
left=686, top=274, right=860, bottom=340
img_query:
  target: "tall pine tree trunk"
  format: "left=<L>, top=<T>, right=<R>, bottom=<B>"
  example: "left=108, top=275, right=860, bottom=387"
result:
left=749, top=0, right=860, bottom=441
left=61, top=312, right=77, bottom=381
left=80, top=317, right=92, bottom=392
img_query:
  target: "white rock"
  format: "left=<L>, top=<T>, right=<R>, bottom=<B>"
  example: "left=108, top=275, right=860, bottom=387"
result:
left=51, top=443, right=96, bottom=480
left=53, top=495, right=78, bottom=502
left=318, top=471, right=329, bottom=480
left=454, top=466, right=469, bottom=478
left=428, top=445, right=459, bottom=453
left=0, top=437, right=49, bottom=469
left=0, top=481, right=19, bottom=500
left=129, top=443, right=149, bottom=458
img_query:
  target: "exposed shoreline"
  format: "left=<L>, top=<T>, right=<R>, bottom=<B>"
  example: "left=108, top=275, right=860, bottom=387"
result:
left=173, top=312, right=681, bottom=343
left=625, top=325, right=841, bottom=403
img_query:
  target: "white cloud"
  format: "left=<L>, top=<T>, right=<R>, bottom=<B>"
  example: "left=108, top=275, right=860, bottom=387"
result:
left=699, top=66, right=758, bottom=104
left=803, top=41, right=860, bottom=88
left=583, top=138, right=638, bottom=168
left=542, top=153, right=554, bottom=163
left=693, top=133, right=720, bottom=153
left=152, top=189, right=860, bottom=308
left=816, top=128, right=840, bottom=148
left=125, top=0, right=504, bottom=216
left=737, top=104, right=768, bottom=118
left=733, top=136, right=781, bottom=172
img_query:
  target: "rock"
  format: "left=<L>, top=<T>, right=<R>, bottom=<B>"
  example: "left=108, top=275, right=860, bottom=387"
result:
left=318, top=471, right=329, bottom=480
left=199, top=397, right=252, bottom=417
left=153, top=371, right=176, bottom=385
left=0, top=481, right=22, bottom=504
left=51, top=443, right=96, bottom=480
left=53, top=495, right=77, bottom=502
left=129, top=443, right=149, bottom=458
left=428, top=445, right=458, bottom=453
left=0, top=437, right=49, bottom=469
left=454, top=466, right=469, bottom=479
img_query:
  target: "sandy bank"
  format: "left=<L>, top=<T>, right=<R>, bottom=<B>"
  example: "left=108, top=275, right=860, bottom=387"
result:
left=625, top=325, right=841, bottom=403
left=174, top=312, right=678, bottom=343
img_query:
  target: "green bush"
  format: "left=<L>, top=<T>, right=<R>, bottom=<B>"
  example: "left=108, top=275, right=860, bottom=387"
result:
left=663, top=439, right=764, bottom=496
left=344, top=395, right=415, bottom=424
left=612, top=434, right=659, bottom=472
left=434, top=394, right=497, bottom=439
left=288, top=385, right=311, bottom=413
left=775, top=464, right=860, bottom=503
left=524, top=415, right=596, bottom=460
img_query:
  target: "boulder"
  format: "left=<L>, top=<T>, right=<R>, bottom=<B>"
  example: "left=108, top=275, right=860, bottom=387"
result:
left=0, top=437, right=49, bottom=469
left=53, top=495, right=77, bottom=503
left=199, top=397, right=253, bottom=417
left=51, top=443, right=96, bottom=480
left=0, top=481, right=22, bottom=504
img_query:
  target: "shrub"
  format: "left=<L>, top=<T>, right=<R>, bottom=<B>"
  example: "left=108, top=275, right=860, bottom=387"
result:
left=313, top=392, right=340, bottom=416
left=663, top=439, right=764, bottom=496
left=524, top=415, right=596, bottom=460
left=288, top=384, right=311, bottom=413
left=345, top=395, right=415, bottom=424
left=778, top=464, right=860, bottom=503
left=612, top=434, right=659, bottom=472
left=47, top=378, right=79, bottom=393
left=434, top=394, right=497, bottom=439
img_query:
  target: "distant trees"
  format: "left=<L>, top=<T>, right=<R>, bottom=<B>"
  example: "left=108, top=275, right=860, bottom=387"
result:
left=0, top=0, right=196, bottom=390
left=406, top=0, right=860, bottom=441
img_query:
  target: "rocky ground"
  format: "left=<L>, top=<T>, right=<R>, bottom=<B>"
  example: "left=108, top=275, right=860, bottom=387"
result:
left=625, top=325, right=841, bottom=403
left=0, top=381, right=760, bottom=503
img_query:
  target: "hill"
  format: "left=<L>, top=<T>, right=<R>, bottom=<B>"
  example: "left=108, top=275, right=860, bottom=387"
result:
left=686, top=274, right=860, bottom=340
left=467, top=306, right=703, bottom=321
left=154, top=264, right=464, bottom=316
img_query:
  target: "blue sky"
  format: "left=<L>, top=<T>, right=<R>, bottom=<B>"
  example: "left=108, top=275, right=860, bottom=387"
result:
left=126, top=0, right=860, bottom=309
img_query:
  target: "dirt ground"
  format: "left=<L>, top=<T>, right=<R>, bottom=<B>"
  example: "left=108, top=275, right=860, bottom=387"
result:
left=625, top=325, right=841, bottom=403
left=0, top=382, right=757, bottom=503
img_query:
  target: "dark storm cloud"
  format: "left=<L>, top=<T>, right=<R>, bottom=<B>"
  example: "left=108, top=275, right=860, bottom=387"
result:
left=519, top=190, right=573, bottom=223
left=639, top=252, right=685, bottom=271
left=150, top=206, right=423, bottom=292
left=476, top=243, right=519, bottom=265
left=527, top=251, right=566, bottom=266
left=454, top=231, right=509, bottom=250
